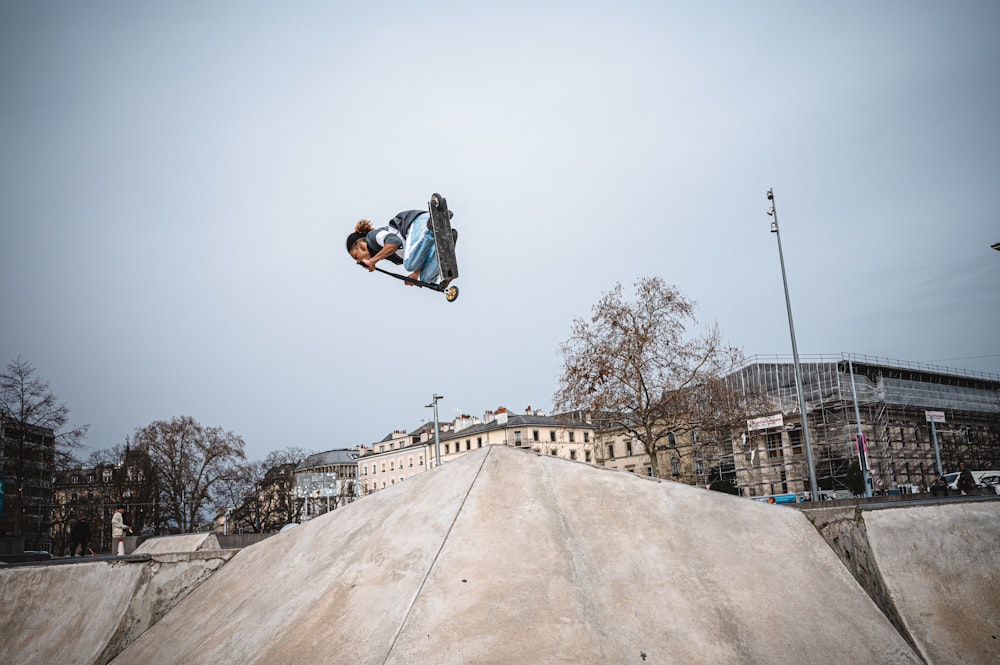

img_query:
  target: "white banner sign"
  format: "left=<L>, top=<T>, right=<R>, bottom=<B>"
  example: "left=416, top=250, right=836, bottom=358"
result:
left=295, top=472, right=340, bottom=498
left=924, top=410, right=946, bottom=423
left=747, top=414, right=784, bottom=431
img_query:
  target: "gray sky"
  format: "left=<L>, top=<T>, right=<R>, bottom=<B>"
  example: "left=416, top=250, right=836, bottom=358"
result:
left=2, top=1, right=998, bottom=462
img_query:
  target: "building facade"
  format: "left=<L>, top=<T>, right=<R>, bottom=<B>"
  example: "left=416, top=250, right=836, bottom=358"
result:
left=727, top=354, right=1000, bottom=497
left=359, top=428, right=436, bottom=494
left=52, top=462, right=129, bottom=554
left=1, top=417, right=56, bottom=550
left=294, top=449, right=361, bottom=518
left=359, top=407, right=598, bottom=494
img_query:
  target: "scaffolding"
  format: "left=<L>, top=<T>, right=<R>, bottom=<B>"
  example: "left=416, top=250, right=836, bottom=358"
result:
left=729, top=354, right=1000, bottom=496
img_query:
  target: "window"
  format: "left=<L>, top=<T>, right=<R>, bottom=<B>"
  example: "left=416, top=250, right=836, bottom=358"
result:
left=607, top=444, right=615, bottom=460
left=585, top=450, right=592, bottom=463
left=671, top=458, right=681, bottom=477
left=789, top=430, right=802, bottom=455
left=570, top=450, right=577, bottom=460
left=514, top=431, right=522, bottom=445
left=667, top=432, right=676, bottom=447
left=408, top=456, right=414, bottom=468
left=477, top=437, right=483, bottom=448
left=550, top=431, right=556, bottom=442
left=390, top=460, right=395, bottom=470
left=533, top=430, right=539, bottom=442
left=625, top=440, right=633, bottom=456
left=86, top=474, right=95, bottom=483
left=445, top=444, right=450, bottom=454
left=647, top=466, right=654, bottom=477
left=419, top=455, right=424, bottom=466
left=584, top=432, right=590, bottom=443
left=379, top=445, right=385, bottom=453
left=766, top=432, right=783, bottom=459
left=569, top=432, right=575, bottom=443
left=71, top=475, right=79, bottom=484
left=466, top=440, right=471, bottom=451
left=550, top=449, right=558, bottom=456
left=102, top=470, right=112, bottom=483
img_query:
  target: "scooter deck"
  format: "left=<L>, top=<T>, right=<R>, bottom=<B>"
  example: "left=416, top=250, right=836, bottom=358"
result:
left=428, top=193, right=458, bottom=287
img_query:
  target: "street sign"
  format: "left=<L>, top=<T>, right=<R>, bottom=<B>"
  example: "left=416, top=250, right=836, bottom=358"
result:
left=925, top=411, right=946, bottom=423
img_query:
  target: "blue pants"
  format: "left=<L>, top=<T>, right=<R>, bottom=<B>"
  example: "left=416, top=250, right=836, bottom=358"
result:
left=402, top=212, right=440, bottom=283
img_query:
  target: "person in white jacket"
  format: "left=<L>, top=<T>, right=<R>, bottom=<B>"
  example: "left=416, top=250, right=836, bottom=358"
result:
left=111, top=505, right=132, bottom=555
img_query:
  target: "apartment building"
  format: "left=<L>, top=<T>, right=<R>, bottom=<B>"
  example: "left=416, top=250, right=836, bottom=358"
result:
left=359, top=407, right=598, bottom=493
left=0, top=417, right=56, bottom=550
left=438, top=407, right=597, bottom=463
left=358, top=427, right=442, bottom=494
left=51, top=462, right=123, bottom=554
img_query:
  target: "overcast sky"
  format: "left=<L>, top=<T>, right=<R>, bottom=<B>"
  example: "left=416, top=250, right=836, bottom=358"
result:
left=2, top=1, right=998, bottom=462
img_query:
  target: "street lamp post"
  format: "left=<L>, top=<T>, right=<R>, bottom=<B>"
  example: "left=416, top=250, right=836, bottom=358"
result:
left=426, top=394, right=443, bottom=467
left=767, top=189, right=820, bottom=502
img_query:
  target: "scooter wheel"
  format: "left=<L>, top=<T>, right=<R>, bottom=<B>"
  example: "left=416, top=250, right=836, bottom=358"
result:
left=445, top=285, right=459, bottom=302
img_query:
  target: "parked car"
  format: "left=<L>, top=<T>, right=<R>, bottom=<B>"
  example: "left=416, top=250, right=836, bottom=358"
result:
left=979, top=475, right=1000, bottom=495
left=943, top=469, right=1000, bottom=490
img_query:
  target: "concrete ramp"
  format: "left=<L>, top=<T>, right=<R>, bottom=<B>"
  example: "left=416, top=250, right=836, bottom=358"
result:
left=111, top=446, right=921, bottom=665
left=133, top=532, right=220, bottom=554
left=0, top=551, right=234, bottom=665
left=865, top=503, right=1000, bottom=664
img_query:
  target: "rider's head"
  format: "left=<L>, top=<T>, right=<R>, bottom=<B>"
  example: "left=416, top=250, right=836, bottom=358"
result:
left=346, top=220, right=373, bottom=261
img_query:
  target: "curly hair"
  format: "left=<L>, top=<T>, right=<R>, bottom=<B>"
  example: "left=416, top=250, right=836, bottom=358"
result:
left=346, top=219, right=374, bottom=254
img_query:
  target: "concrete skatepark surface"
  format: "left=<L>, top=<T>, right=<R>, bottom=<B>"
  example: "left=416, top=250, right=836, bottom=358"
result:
left=864, top=503, right=999, bottom=664
left=2, top=445, right=997, bottom=664
left=0, top=551, right=235, bottom=665
left=111, top=447, right=920, bottom=664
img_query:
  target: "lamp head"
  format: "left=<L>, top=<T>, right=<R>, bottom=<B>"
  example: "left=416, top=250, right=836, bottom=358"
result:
left=770, top=221, right=779, bottom=233
left=766, top=189, right=774, bottom=201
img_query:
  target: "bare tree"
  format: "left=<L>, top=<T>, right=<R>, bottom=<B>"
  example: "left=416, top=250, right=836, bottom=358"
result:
left=0, top=356, right=88, bottom=544
left=132, top=416, right=245, bottom=533
left=263, top=447, right=309, bottom=524
left=215, top=447, right=310, bottom=532
left=553, top=278, right=747, bottom=479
